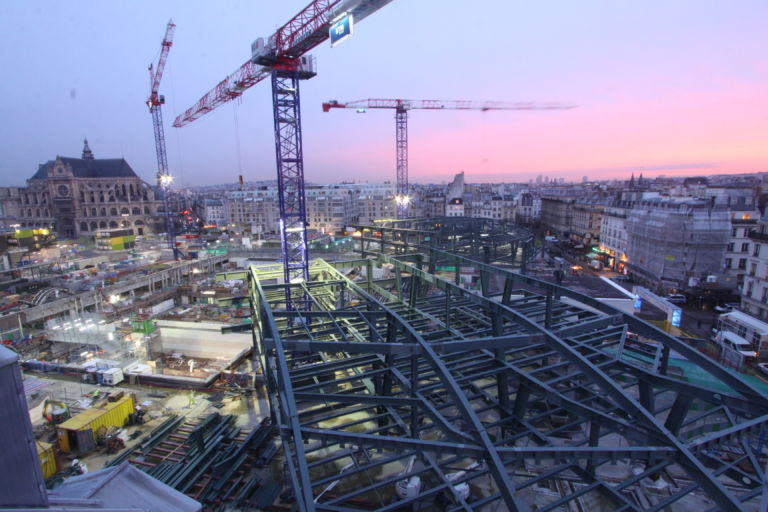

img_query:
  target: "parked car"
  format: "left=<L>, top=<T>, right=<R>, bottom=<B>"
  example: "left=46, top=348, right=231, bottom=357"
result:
left=714, top=304, right=734, bottom=313
left=667, top=294, right=687, bottom=304
left=758, top=362, right=768, bottom=377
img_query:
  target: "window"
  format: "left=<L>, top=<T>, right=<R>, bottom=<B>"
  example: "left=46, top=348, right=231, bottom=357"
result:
left=725, top=258, right=732, bottom=269
left=755, top=244, right=761, bottom=257
left=751, top=263, right=758, bottom=277
left=739, top=258, right=747, bottom=269
left=727, top=243, right=735, bottom=252
left=742, top=242, right=750, bottom=252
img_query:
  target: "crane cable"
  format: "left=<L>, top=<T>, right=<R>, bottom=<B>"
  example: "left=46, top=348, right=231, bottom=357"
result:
left=232, top=102, right=244, bottom=176
left=167, top=59, right=185, bottom=186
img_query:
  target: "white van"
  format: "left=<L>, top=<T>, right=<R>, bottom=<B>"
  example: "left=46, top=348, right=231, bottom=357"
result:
left=718, top=331, right=757, bottom=361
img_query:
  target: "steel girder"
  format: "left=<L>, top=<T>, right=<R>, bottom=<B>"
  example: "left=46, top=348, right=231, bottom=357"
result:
left=250, top=240, right=768, bottom=511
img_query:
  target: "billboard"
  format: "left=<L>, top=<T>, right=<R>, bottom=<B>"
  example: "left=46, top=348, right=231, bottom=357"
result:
left=330, top=14, right=354, bottom=47
left=671, top=308, right=682, bottom=327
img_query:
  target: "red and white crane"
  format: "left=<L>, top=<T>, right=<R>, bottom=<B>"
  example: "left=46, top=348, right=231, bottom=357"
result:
left=322, top=98, right=575, bottom=217
left=173, top=0, right=394, bottom=288
left=147, top=20, right=177, bottom=254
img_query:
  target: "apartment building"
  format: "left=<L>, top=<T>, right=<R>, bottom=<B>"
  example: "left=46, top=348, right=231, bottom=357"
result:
left=626, top=198, right=730, bottom=293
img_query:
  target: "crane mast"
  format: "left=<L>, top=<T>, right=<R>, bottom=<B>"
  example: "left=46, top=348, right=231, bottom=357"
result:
left=323, top=98, right=575, bottom=217
left=147, top=20, right=176, bottom=255
left=395, top=108, right=408, bottom=217
left=173, top=0, right=394, bottom=293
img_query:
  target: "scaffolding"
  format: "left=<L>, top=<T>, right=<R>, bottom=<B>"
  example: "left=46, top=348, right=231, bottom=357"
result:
left=250, top=218, right=768, bottom=512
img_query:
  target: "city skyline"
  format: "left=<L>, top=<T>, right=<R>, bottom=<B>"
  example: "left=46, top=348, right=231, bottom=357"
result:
left=1, top=1, right=766, bottom=187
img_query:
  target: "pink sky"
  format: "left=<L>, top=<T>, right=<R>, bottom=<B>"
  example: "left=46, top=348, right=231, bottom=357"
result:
left=339, top=81, right=768, bottom=184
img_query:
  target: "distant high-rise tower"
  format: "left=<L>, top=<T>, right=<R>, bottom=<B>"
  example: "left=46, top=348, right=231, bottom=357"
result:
left=582, top=176, right=588, bottom=183
left=536, top=174, right=542, bottom=184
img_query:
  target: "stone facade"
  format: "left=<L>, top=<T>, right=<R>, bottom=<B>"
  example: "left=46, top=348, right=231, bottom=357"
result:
left=17, top=141, right=160, bottom=239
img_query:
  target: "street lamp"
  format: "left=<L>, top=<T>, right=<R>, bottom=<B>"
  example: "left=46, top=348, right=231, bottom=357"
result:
left=395, top=194, right=411, bottom=206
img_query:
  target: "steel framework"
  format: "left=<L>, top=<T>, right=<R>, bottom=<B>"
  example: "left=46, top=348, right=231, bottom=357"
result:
left=359, top=217, right=536, bottom=271
left=250, top=218, right=768, bottom=511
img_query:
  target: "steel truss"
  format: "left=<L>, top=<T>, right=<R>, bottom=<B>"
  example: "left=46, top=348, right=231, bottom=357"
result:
left=358, top=217, right=536, bottom=270
left=249, top=221, right=768, bottom=512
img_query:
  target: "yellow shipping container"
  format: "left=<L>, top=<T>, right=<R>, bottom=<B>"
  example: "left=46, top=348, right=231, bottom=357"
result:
left=37, top=441, right=58, bottom=479
left=57, top=394, right=135, bottom=453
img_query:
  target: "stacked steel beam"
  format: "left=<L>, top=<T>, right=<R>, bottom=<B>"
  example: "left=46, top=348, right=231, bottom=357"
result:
left=108, top=413, right=278, bottom=508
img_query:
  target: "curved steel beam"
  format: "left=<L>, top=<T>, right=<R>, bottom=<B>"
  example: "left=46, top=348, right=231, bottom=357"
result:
left=379, top=253, right=751, bottom=511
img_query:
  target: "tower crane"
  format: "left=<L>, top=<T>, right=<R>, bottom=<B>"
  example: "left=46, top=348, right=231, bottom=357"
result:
left=322, top=98, right=575, bottom=217
left=147, top=20, right=177, bottom=256
left=173, top=0, right=394, bottom=289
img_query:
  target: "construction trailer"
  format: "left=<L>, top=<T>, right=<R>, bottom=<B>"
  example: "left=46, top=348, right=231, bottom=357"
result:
left=57, top=393, right=135, bottom=453
left=249, top=216, right=768, bottom=512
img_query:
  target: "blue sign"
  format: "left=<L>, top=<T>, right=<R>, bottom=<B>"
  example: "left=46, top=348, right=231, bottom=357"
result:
left=330, top=14, right=354, bottom=47
left=671, top=309, right=682, bottom=327
left=633, top=295, right=642, bottom=309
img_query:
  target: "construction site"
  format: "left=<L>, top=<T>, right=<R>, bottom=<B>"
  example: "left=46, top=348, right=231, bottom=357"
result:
left=2, top=1, right=768, bottom=512
left=2, top=209, right=765, bottom=512
left=244, top=218, right=768, bottom=511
